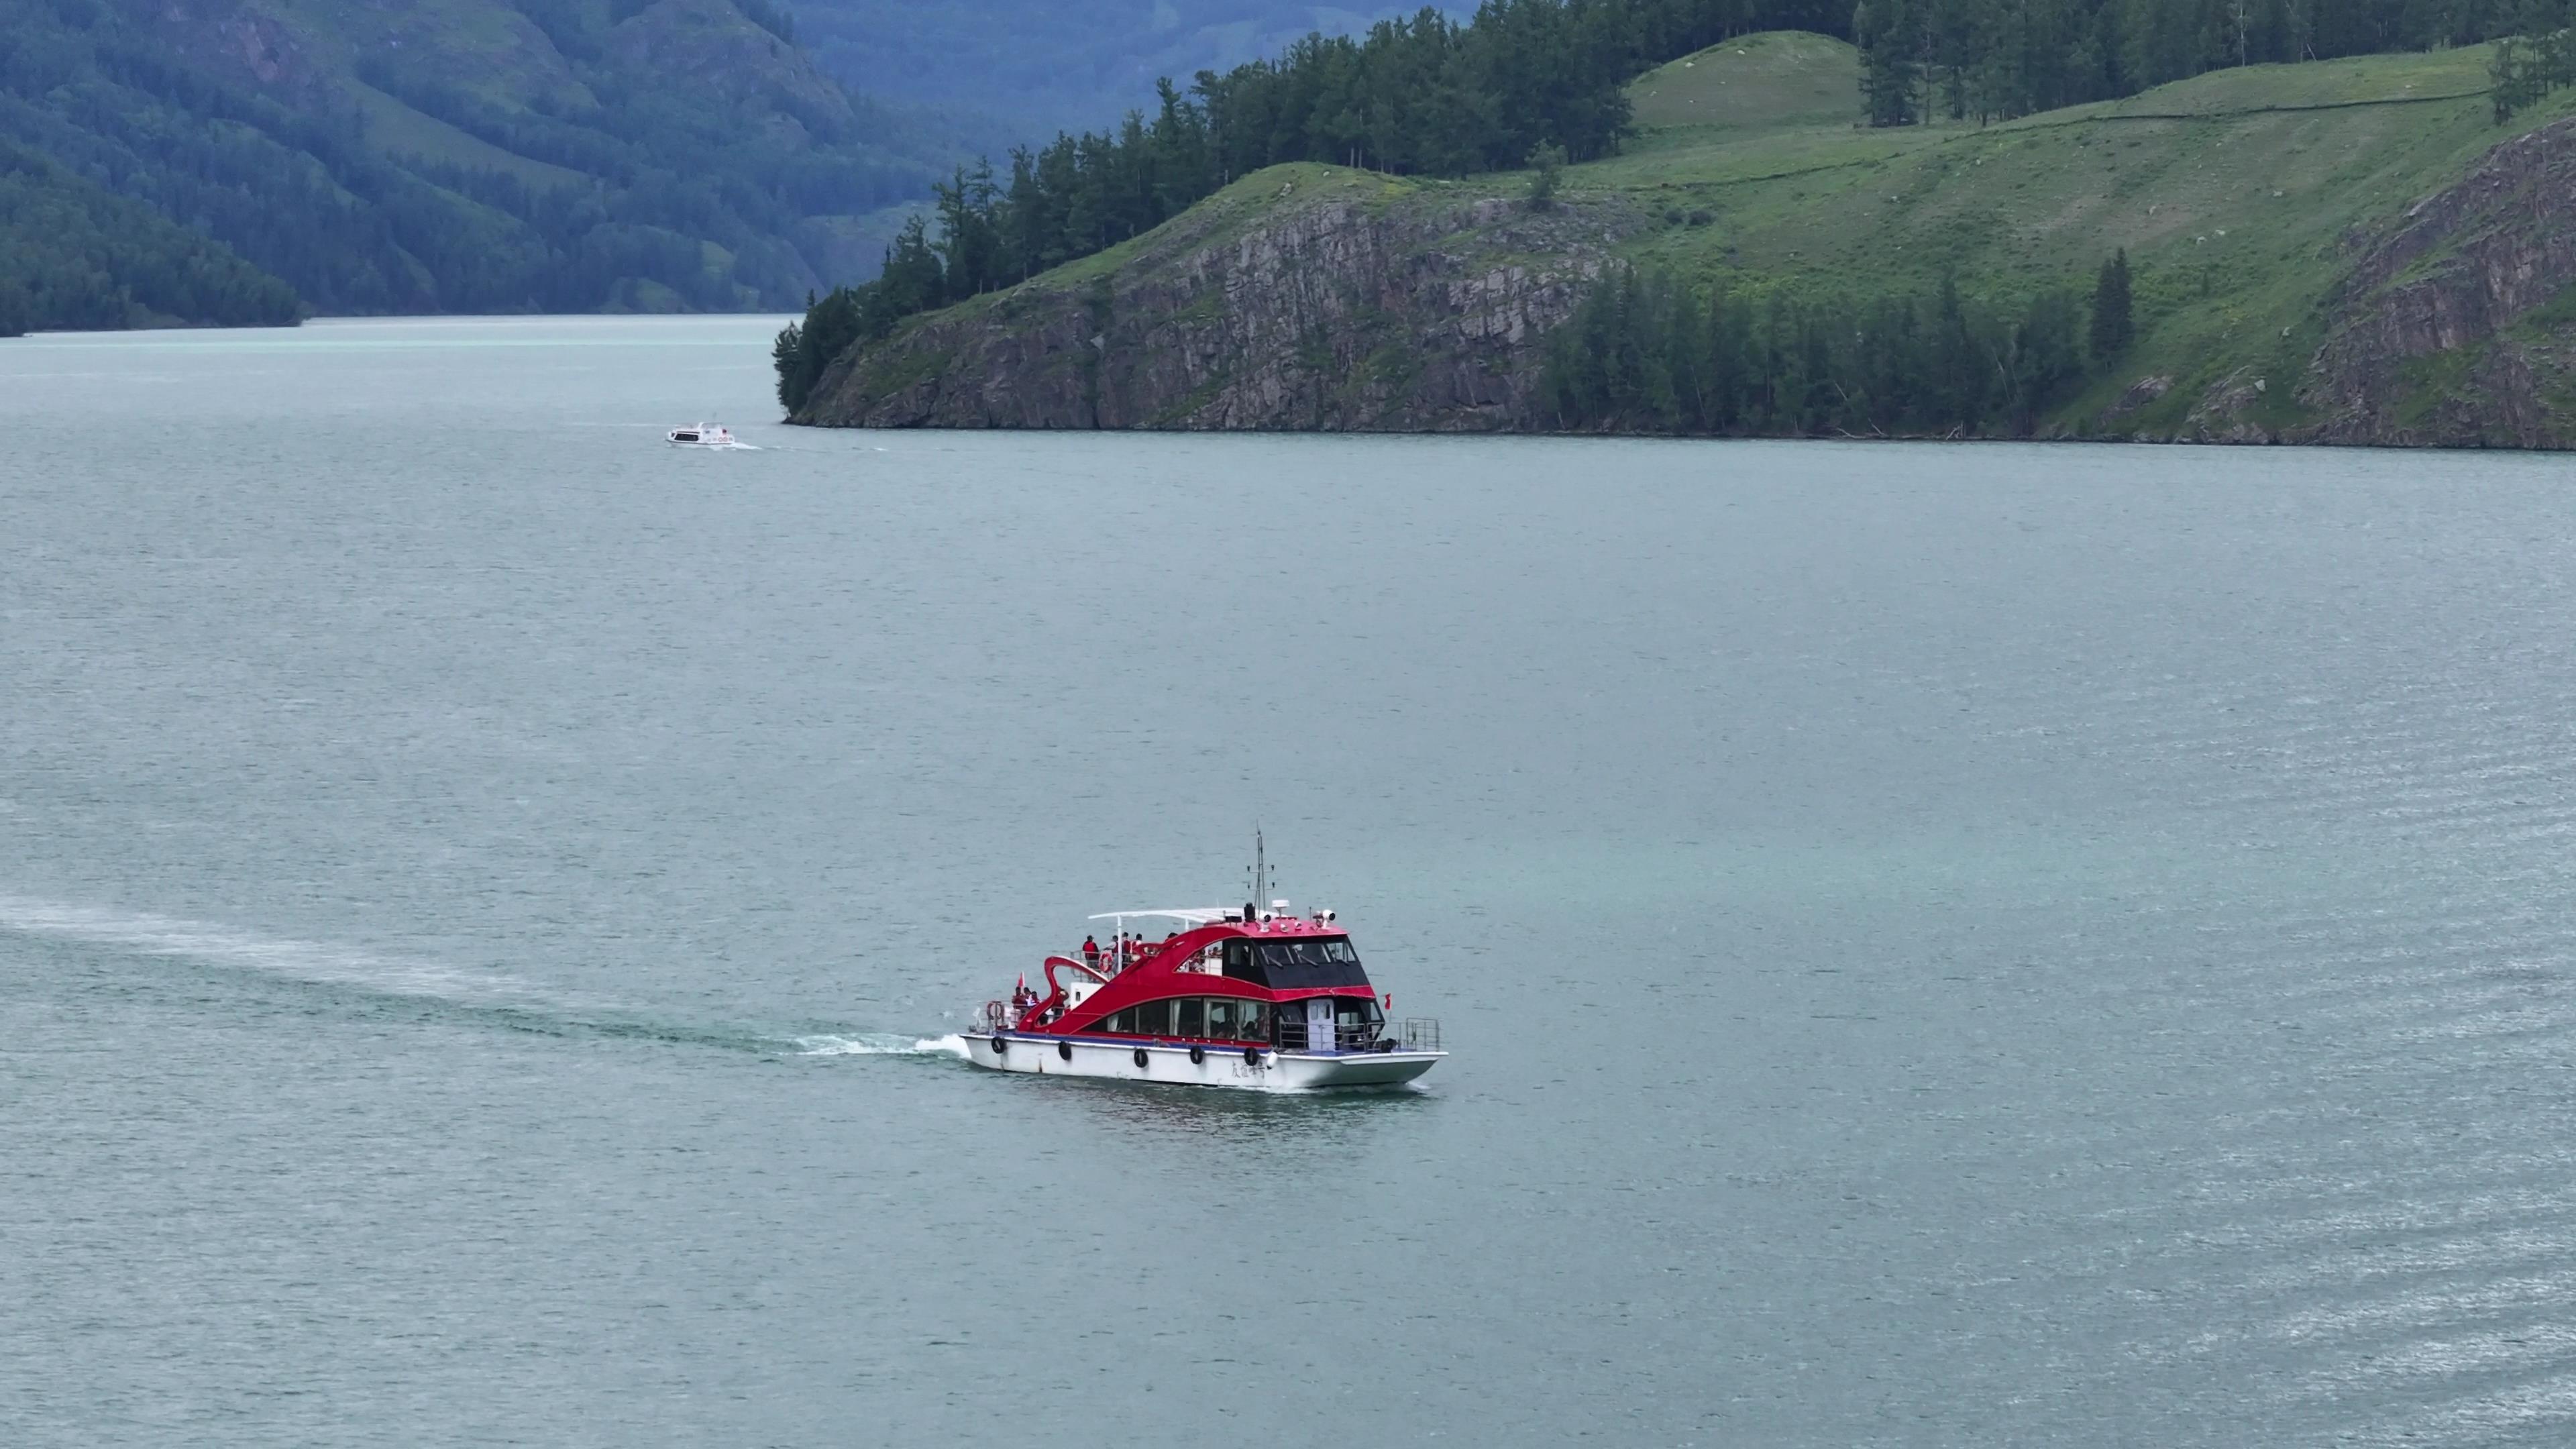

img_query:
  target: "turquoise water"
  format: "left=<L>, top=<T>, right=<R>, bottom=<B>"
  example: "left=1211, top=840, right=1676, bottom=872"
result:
left=8, top=316, right=2576, bottom=1444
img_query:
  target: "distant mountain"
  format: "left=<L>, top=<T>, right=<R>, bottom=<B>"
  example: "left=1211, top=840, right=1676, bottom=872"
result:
left=0, top=0, right=987, bottom=318
left=790, top=1, right=1436, bottom=135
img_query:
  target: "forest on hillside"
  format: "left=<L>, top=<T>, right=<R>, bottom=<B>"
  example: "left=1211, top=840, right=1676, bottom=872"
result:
left=0, top=140, right=298, bottom=335
left=0, top=0, right=967, bottom=320
left=792, top=0, right=1424, bottom=133
left=1534, top=258, right=2138, bottom=437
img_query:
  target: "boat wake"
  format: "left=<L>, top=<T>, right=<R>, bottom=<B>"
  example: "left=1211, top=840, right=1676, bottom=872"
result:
left=0, top=895, right=542, bottom=1003
left=796, top=1032, right=970, bottom=1059
left=0, top=894, right=955, bottom=1064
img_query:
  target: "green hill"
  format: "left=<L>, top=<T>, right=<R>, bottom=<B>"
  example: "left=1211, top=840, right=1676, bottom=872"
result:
left=0, top=0, right=978, bottom=319
left=791, top=34, right=2576, bottom=446
left=1625, top=31, right=1862, bottom=139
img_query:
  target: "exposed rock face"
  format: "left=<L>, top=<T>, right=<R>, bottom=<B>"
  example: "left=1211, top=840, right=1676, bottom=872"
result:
left=2182, top=368, right=2277, bottom=443
left=2295, top=117, right=2576, bottom=447
left=152, top=0, right=332, bottom=105
left=796, top=173, right=1642, bottom=431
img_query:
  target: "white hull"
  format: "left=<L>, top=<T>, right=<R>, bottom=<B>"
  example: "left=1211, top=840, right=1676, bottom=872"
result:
left=961, top=1032, right=1442, bottom=1091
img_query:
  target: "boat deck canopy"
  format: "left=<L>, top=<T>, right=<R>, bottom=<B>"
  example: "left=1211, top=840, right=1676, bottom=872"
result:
left=1089, top=908, right=1231, bottom=926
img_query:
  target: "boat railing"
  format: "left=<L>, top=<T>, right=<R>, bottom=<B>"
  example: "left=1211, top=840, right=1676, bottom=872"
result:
left=1271, top=1018, right=1442, bottom=1053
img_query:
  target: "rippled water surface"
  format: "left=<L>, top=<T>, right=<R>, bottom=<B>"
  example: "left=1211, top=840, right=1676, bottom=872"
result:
left=8, top=316, right=2576, bottom=1446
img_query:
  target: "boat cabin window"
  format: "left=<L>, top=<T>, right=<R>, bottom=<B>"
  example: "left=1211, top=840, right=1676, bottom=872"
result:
left=1222, top=934, right=1371, bottom=990
left=1093, top=998, right=1267, bottom=1039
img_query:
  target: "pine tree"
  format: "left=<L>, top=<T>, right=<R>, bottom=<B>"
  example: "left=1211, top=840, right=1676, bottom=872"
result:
left=2010, top=288, right=2083, bottom=433
left=771, top=317, right=806, bottom=410
left=1856, top=0, right=1924, bottom=127
left=2089, top=248, right=2135, bottom=362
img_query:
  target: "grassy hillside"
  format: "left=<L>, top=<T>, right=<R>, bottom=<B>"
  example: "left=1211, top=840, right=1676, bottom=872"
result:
left=1551, top=34, right=2563, bottom=434
left=1625, top=30, right=1862, bottom=139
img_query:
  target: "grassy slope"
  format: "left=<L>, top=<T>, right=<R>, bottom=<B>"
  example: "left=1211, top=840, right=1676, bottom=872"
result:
left=1570, top=34, right=2573, bottom=433
left=1627, top=30, right=1867, bottom=138
left=345, top=83, right=590, bottom=191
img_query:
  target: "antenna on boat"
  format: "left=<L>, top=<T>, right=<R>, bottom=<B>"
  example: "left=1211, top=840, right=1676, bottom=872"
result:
left=1246, top=827, right=1270, bottom=921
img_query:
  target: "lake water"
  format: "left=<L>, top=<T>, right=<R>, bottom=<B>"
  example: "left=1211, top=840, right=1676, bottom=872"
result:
left=7, top=315, right=2576, bottom=1446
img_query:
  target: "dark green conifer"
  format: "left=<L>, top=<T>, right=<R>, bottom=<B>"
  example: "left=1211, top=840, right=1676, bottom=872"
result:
left=2090, top=248, right=2135, bottom=362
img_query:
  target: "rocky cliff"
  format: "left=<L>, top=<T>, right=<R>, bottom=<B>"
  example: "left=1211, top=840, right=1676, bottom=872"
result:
left=2281, top=117, right=2576, bottom=447
left=794, top=167, right=1642, bottom=431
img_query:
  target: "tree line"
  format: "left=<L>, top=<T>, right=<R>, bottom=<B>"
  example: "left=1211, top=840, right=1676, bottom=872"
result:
left=2489, top=1, right=2576, bottom=118
left=1855, top=0, right=2523, bottom=125
left=1536, top=252, right=2135, bottom=436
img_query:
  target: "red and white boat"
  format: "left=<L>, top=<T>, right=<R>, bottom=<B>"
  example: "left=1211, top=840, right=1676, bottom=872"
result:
left=963, top=856, right=1444, bottom=1091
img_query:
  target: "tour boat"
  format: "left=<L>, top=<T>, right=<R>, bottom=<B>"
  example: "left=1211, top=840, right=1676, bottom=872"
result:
left=963, top=847, right=1444, bottom=1091
left=665, top=422, right=736, bottom=446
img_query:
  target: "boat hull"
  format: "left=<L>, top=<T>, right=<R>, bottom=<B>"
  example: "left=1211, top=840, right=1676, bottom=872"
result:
left=960, top=1032, right=1441, bottom=1091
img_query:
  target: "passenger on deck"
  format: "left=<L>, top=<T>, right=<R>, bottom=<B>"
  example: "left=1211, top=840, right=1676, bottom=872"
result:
left=1081, top=935, right=1100, bottom=969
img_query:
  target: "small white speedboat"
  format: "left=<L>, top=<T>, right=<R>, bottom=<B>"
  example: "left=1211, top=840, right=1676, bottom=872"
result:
left=666, top=422, right=736, bottom=447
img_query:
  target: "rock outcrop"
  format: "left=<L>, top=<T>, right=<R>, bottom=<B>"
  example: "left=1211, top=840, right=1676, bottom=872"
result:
left=796, top=169, right=1642, bottom=431
left=2293, top=117, right=2576, bottom=447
